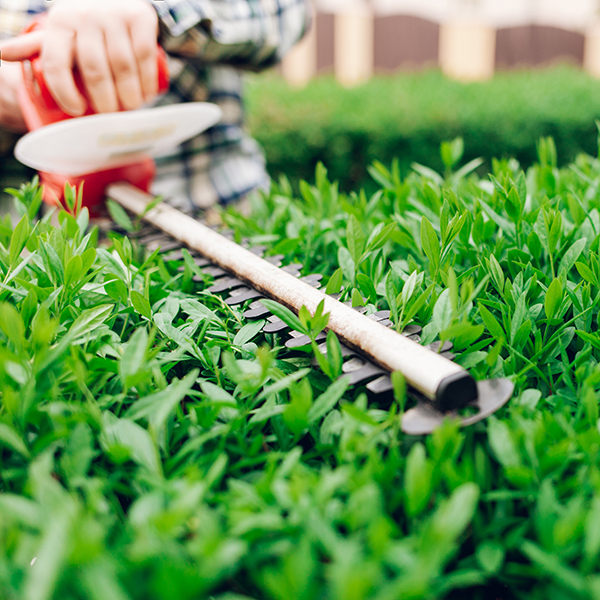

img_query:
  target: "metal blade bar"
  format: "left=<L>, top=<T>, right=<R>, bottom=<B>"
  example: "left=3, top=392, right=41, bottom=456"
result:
left=107, top=182, right=477, bottom=410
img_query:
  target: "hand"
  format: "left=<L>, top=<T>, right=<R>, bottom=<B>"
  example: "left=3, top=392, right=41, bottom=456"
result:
left=0, top=0, right=159, bottom=116
left=0, top=61, right=27, bottom=132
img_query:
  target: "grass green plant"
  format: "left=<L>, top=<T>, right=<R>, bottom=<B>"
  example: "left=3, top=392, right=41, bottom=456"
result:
left=2, top=134, right=600, bottom=598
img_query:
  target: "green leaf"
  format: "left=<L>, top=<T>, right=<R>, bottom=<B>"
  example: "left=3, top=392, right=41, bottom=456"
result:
left=308, top=376, right=349, bottom=423
left=101, top=414, right=161, bottom=474
left=585, top=497, right=600, bottom=562
left=401, top=270, right=418, bottom=306
left=9, top=215, right=30, bottom=267
left=284, top=379, right=312, bottom=435
left=351, top=288, right=365, bottom=307
left=69, top=304, right=113, bottom=343
left=432, top=482, right=479, bottom=540
left=576, top=261, right=597, bottom=286
left=433, top=289, right=453, bottom=332
left=23, top=511, right=71, bottom=600
left=325, top=330, right=343, bottom=380
left=510, top=294, right=527, bottom=344
left=106, top=199, right=135, bottom=232
left=347, top=214, right=365, bottom=264
left=528, top=231, right=542, bottom=261
left=120, top=328, right=149, bottom=387
left=234, top=320, right=265, bottom=347
left=505, top=187, right=521, bottom=222
left=260, top=299, right=306, bottom=334
left=488, top=254, right=504, bottom=292
left=488, top=418, right=520, bottom=468
left=366, top=222, right=396, bottom=253
left=0, top=303, right=26, bottom=349
left=421, top=217, right=440, bottom=272
left=404, top=443, right=434, bottom=518
left=141, top=371, right=198, bottom=435
left=0, top=423, right=29, bottom=457
left=105, top=278, right=128, bottom=304
left=256, top=369, right=311, bottom=402
left=338, top=246, right=356, bottom=283
left=130, top=290, right=152, bottom=319
left=476, top=542, right=505, bottom=574
left=521, top=541, right=588, bottom=596
left=64, top=254, right=82, bottom=289
left=325, top=268, right=343, bottom=295
left=544, top=278, right=563, bottom=320
left=478, top=304, right=505, bottom=340
left=548, top=212, right=562, bottom=254
left=558, top=238, right=587, bottom=278
left=356, top=273, right=377, bottom=305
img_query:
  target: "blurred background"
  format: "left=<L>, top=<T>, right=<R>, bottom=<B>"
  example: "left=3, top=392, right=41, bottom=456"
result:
left=246, top=0, right=600, bottom=191
left=5, top=0, right=600, bottom=211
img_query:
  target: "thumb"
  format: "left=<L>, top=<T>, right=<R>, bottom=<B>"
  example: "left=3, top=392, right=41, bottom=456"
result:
left=0, top=31, right=44, bottom=61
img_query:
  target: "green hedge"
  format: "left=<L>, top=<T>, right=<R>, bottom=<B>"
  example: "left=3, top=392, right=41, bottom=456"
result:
left=247, top=65, right=600, bottom=190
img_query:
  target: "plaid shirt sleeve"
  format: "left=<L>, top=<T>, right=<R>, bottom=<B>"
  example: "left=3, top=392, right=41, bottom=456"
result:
left=150, top=0, right=312, bottom=70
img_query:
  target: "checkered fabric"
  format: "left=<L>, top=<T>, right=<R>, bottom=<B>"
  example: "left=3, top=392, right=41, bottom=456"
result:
left=0, top=0, right=311, bottom=211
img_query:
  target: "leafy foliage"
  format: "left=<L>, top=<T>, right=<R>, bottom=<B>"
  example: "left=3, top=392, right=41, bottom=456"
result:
left=247, top=67, right=600, bottom=191
left=3, top=135, right=600, bottom=599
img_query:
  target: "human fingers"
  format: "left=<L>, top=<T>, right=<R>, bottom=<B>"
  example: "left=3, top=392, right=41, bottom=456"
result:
left=76, top=24, right=118, bottom=113
left=104, top=22, right=143, bottom=110
left=41, top=25, right=86, bottom=115
left=0, top=31, right=43, bottom=61
left=129, top=12, right=159, bottom=103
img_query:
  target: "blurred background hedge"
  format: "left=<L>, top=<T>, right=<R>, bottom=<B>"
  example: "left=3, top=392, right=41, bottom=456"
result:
left=246, top=65, right=600, bottom=190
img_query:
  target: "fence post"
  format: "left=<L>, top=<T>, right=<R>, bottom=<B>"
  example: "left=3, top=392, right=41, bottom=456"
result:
left=585, top=21, right=600, bottom=78
left=334, top=5, right=374, bottom=86
left=281, top=23, right=317, bottom=87
left=439, top=20, right=496, bottom=81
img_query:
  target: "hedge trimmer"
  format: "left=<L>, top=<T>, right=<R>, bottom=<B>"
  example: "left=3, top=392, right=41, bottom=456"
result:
left=12, top=21, right=514, bottom=435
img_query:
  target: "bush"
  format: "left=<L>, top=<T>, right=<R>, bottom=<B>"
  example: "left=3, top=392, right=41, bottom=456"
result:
left=247, top=65, right=600, bottom=190
left=5, top=140, right=600, bottom=598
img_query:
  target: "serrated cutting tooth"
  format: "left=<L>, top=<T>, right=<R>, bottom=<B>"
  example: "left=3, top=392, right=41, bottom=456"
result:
left=249, top=245, right=268, bottom=256
left=202, top=266, right=228, bottom=278
left=426, top=340, right=453, bottom=353
left=244, top=302, right=271, bottom=319
left=317, top=341, right=357, bottom=359
left=226, top=288, right=264, bottom=306
left=148, top=239, right=183, bottom=253
left=366, top=375, right=394, bottom=394
left=265, top=254, right=285, bottom=265
left=342, top=357, right=366, bottom=373
left=346, top=362, right=387, bottom=385
left=282, top=263, right=303, bottom=275
left=263, top=318, right=289, bottom=334
left=177, top=257, right=212, bottom=272
left=402, top=324, right=422, bottom=336
left=207, top=277, right=245, bottom=293
left=286, top=331, right=326, bottom=349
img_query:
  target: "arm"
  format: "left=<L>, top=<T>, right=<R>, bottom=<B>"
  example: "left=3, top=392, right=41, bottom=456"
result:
left=153, top=0, right=313, bottom=71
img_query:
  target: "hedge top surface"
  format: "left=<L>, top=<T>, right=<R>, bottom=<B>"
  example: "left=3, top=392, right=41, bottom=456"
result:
left=247, top=66, right=600, bottom=188
left=2, top=136, right=600, bottom=598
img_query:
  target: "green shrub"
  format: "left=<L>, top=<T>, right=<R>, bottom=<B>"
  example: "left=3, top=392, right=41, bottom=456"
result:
left=247, top=66, right=600, bottom=190
left=5, top=137, right=600, bottom=598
